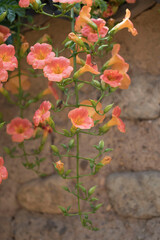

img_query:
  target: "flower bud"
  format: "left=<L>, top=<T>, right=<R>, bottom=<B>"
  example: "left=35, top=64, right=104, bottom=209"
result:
left=55, top=160, right=64, bottom=174
left=0, top=11, right=7, bottom=22
left=101, top=156, right=112, bottom=165
left=20, top=42, right=29, bottom=57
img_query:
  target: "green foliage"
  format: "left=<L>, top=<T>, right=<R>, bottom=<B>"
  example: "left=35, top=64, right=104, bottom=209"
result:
left=0, top=0, right=25, bottom=23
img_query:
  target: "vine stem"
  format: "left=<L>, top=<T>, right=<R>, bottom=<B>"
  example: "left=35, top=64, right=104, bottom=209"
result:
left=71, top=8, right=82, bottom=220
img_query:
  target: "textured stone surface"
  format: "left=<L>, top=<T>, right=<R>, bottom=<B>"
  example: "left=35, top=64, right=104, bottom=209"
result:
left=17, top=175, right=77, bottom=214
left=0, top=217, right=12, bottom=240
left=106, top=171, right=160, bottom=218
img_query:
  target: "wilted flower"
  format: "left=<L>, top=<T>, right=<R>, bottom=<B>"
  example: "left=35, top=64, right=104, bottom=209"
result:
left=0, top=25, right=11, bottom=44
left=81, top=18, right=109, bottom=43
left=7, top=117, right=34, bottom=142
left=68, top=107, right=94, bottom=129
left=0, top=44, right=18, bottom=71
left=0, top=157, right=8, bottom=184
left=55, top=160, right=64, bottom=172
left=33, top=101, right=52, bottom=127
left=27, top=43, right=55, bottom=69
left=43, top=56, right=73, bottom=82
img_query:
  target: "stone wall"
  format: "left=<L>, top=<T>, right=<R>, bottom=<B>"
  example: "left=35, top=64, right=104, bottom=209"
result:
left=0, top=3, right=160, bottom=240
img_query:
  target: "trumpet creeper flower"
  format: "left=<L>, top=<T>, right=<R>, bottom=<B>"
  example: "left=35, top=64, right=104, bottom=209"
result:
left=100, top=69, right=123, bottom=88
left=0, top=25, right=11, bottom=44
left=68, top=107, right=94, bottom=129
left=7, top=117, right=34, bottom=142
left=0, top=44, right=18, bottom=71
left=27, top=43, right=55, bottom=69
left=33, top=101, right=51, bottom=127
left=0, top=157, right=8, bottom=184
left=107, top=106, right=125, bottom=133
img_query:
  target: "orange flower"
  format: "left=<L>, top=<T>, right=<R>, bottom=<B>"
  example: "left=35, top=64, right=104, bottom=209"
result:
left=5, top=71, right=30, bottom=94
left=0, top=25, right=11, bottom=44
left=75, top=6, right=97, bottom=32
left=42, top=82, right=59, bottom=100
left=113, top=9, right=138, bottom=36
left=73, top=54, right=99, bottom=78
left=107, top=106, right=125, bottom=133
left=55, top=160, right=64, bottom=172
left=82, top=0, right=92, bottom=6
left=80, top=100, right=105, bottom=124
left=101, top=156, right=112, bottom=165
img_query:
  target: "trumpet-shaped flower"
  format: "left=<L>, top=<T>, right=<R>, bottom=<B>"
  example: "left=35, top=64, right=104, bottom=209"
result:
left=33, top=101, right=51, bottom=127
left=0, top=44, right=18, bottom=71
left=100, top=69, right=123, bottom=88
left=112, top=9, right=138, bottom=36
left=27, top=43, right=55, bottom=69
left=106, top=44, right=129, bottom=72
left=5, top=71, right=30, bottom=94
left=81, top=18, right=109, bottom=43
left=80, top=100, right=105, bottom=124
left=82, top=0, right=92, bottom=6
left=0, top=59, right=8, bottom=83
left=7, top=117, right=34, bottom=142
left=75, top=6, right=96, bottom=32
left=0, top=25, right=11, bottom=44
left=74, top=54, right=99, bottom=78
left=107, top=106, right=125, bottom=133
left=43, top=56, right=73, bottom=82
left=42, top=82, right=59, bottom=100
left=0, top=157, right=8, bottom=184
left=68, top=107, right=94, bottom=129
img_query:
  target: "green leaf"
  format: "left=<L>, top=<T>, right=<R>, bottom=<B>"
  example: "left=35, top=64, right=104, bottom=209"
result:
left=7, top=8, right=16, bottom=22
left=61, top=144, right=67, bottom=149
left=94, top=203, right=103, bottom=211
left=69, top=139, right=75, bottom=149
left=64, top=169, right=71, bottom=177
left=58, top=206, right=67, bottom=214
left=0, top=122, right=5, bottom=128
left=62, top=186, right=70, bottom=192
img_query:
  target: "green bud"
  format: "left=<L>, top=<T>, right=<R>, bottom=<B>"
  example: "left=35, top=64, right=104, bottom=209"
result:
left=0, top=11, right=7, bottom=22
left=78, top=83, right=84, bottom=90
left=104, top=104, right=114, bottom=114
left=99, top=140, right=104, bottom=150
left=69, top=139, right=75, bottom=148
left=92, top=80, right=101, bottom=88
left=94, top=163, right=104, bottom=174
left=94, top=203, right=103, bottom=211
left=31, top=0, right=41, bottom=10
left=89, top=99, right=97, bottom=108
left=51, top=145, right=59, bottom=154
left=63, top=129, right=71, bottom=137
left=88, top=185, right=97, bottom=196
left=47, top=117, right=55, bottom=130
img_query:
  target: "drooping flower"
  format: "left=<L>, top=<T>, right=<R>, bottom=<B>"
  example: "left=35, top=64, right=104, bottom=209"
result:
left=73, top=54, right=99, bottom=78
left=0, top=44, right=18, bottom=71
left=101, top=156, right=112, bottom=165
left=0, top=157, right=8, bottom=184
left=106, top=106, right=125, bottom=133
left=112, top=9, right=138, bottom=36
left=6, top=117, right=34, bottom=142
left=100, top=69, right=123, bottom=88
left=68, top=107, right=94, bottom=129
left=43, top=56, right=73, bottom=82
left=0, top=25, right=11, bottom=44
left=81, top=18, right=109, bottom=43
left=0, top=59, right=8, bottom=83
left=33, top=101, right=51, bottom=127
left=75, top=6, right=97, bottom=32
left=42, top=81, right=59, bottom=100
left=27, top=43, right=55, bottom=69
left=80, top=100, right=105, bottom=124
left=5, top=71, right=30, bottom=94
left=52, top=0, right=81, bottom=3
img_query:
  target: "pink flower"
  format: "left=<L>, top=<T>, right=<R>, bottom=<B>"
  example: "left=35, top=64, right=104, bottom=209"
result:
left=33, top=101, right=51, bottom=127
left=43, top=56, right=73, bottom=82
left=107, top=106, right=125, bottom=133
left=7, top=117, right=34, bottom=142
left=27, top=43, right=55, bottom=69
left=100, top=69, right=123, bottom=88
left=68, top=107, right=94, bottom=129
left=19, top=0, right=30, bottom=7
left=0, top=44, right=18, bottom=71
left=52, top=0, right=81, bottom=3
left=126, top=0, right=136, bottom=3
left=81, top=18, right=109, bottom=43
left=0, top=25, right=11, bottom=44
left=0, top=59, right=8, bottom=83
left=0, top=157, right=8, bottom=184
